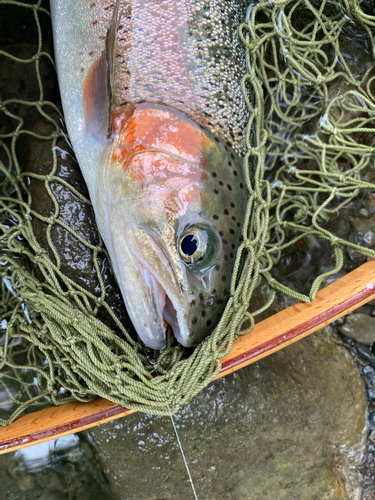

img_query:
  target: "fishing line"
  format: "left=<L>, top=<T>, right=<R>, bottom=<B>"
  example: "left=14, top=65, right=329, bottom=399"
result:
left=167, top=404, right=199, bottom=500
left=146, top=350, right=199, bottom=500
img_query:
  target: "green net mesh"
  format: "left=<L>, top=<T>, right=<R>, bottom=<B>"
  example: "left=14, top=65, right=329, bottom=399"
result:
left=1, top=0, right=375, bottom=425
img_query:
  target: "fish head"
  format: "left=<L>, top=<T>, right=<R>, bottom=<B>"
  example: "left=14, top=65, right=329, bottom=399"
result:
left=97, top=103, right=247, bottom=349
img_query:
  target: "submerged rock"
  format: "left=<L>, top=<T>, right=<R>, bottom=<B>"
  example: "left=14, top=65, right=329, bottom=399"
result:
left=356, top=344, right=375, bottom=365
left=0, top=434, right=113, bottom=500
left=339, top=313, right=375, bottom=344
left=348, top=216, right=375, bottom=263
left=87, top=327, right=367, bottom=500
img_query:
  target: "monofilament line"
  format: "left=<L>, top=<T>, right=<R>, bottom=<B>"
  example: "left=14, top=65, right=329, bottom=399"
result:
left=147, top=352, right=199, bottom=499
left=168, top=410, right=199, bottom=500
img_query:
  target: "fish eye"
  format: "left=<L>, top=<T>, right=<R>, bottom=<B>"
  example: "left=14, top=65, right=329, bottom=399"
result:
left=179, top=227, right=208, bottom=264
left=178, top=224, right=221, bottom=269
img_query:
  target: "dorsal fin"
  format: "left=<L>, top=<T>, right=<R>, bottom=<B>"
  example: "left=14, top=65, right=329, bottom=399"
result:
left=82, top=0, right=122, bottom=140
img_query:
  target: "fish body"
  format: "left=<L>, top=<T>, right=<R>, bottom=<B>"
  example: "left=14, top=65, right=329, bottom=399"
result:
left=50, top=0, right=248, bottom=349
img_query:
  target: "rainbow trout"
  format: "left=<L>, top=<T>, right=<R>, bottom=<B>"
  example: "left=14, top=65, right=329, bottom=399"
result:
left=50, top=0, right=249, bottom=349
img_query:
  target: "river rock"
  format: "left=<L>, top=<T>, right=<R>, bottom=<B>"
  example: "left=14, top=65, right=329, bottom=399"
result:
left=348, top=216, right=375, bottom=263
left=0, top=434, right=113, bottom=500
left=339, top=313, right=375, bottom=344
left=87, top=327, right=367, bottom=500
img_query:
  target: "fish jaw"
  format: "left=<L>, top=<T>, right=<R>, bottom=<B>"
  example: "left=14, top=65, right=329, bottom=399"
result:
left=107, top=220, right=222, bottom=349
left=124, top=223, right=189, bottom=348
left=103, top=217, right=190, bottom=350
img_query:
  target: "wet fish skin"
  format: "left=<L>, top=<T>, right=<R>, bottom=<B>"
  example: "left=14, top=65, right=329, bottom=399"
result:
left=50, top=0, right=248, bottom=349
left=51, top=0, right=249, bottom=158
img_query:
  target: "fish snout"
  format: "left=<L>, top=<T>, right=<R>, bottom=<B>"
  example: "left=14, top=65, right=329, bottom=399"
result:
left=124, top=223, right=190, bottom=349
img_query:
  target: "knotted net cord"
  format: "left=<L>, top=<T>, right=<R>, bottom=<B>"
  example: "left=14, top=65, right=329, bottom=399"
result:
left=1, top=0, right=375, bottom=425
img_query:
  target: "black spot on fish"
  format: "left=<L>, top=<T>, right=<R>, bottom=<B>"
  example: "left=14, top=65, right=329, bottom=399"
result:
left=240, top=183, right=244, bottom=189
left=223, top=209, right=229, bottom=215
left=199, top=293, right=204, bottom=301
left=231, top=244, right=236, bottom=249
left=222, top=239, right=228, bottom=244
left=233, top=170, right=238, bottom=177
left=230, top=202, right=235, bottom=208
left=212, top=289, right=216, bottom=294
left=228, top=161, right=232, bottom=166
left=215, top=265, right=220, bottom=271
left=219, top=181, right=224, bottom=186
left=237, top=222, right=241, bottom=227
left=191, top=300, right=196, bottom=306
left=232, top=216, right=236, bottom=221
left=213, top=214, right=219, bottom=220
left=211, top=172, right=217, bottom=178
left=222, top=275, right=227, bottom=282
left=230, top=252, right=234, bottom=258
left=224, top=255, right=228, bottom=261
left=214, top=189, right=219, bottom=195
left=230, top=154, right=235, bottom=160
left=230, top=229, right=235, bottom=234
left=206, top=319, right=213, bottom=327
left=192, top=317, right=197, bottom=325
left=202, top=311, right=206, bottom=317
left=227, top=184, right=232, bottom=191
left=215, top=137, right=220, bottom=143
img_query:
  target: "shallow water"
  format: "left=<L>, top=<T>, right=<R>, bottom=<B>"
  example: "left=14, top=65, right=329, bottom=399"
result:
left=86, top=327, right=367, bottom=500
left=0, top=433, right=114, bottom=500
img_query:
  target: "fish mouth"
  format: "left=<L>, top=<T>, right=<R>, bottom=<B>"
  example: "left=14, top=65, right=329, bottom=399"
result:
left=139, top=264, right=182, bottom=347
left=118, top=223, right=187, bottom=350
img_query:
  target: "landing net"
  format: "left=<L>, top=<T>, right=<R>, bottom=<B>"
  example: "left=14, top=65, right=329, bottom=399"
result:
left=1, top=0, right=375, bottom=424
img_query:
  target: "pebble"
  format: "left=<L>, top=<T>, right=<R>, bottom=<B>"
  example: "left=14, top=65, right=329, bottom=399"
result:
left=356, top=344, right=375, bottom=364
left=359, top=208, right=370, bottom=218
left=363, top=366, right=375, bottom=390
left=351, top=216, right=375, bottom=247
left=339, top=313, right=375, bottom=344
left=348, top=215, right=375, bottom=262
left=369, top=411, right=375, bottom=431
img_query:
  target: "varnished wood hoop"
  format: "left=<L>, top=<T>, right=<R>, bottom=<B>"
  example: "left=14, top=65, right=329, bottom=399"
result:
left=1, top=259, right=375, bottom=454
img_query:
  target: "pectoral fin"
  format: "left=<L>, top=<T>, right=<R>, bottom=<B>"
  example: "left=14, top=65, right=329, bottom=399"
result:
left=82, top=0, right=122, bottom=139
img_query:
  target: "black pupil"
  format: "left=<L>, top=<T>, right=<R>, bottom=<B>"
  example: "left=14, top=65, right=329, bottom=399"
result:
left=181, top=235, right=198, bottom=256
